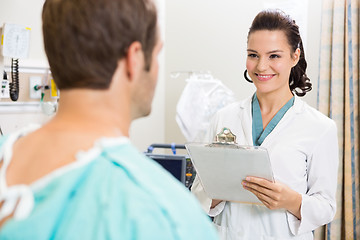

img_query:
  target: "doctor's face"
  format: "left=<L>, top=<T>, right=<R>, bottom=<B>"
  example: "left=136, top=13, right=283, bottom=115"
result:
left=246, top=30, right=299, bottom=97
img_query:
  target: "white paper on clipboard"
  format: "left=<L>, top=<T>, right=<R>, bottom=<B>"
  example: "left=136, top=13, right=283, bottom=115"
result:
left=185, top=143, right=274, bottom=204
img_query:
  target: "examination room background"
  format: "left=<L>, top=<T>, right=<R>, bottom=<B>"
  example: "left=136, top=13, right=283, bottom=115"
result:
left=0, top=0, right=321, bottom=152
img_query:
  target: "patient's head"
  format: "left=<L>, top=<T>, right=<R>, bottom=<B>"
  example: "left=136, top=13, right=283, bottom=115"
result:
left=42, top=0, right=158, bottom=90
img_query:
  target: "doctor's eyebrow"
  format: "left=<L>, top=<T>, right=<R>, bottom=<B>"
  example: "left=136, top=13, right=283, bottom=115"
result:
left=247, top=49, right=257, bottom=53
left=247, top=49, right=284, bottom=54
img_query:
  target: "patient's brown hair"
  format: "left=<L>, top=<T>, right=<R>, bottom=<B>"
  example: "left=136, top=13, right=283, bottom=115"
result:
left=42, top=0, right=157, bottom=90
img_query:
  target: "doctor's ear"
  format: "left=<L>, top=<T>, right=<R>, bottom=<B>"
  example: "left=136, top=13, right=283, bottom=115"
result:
left=125, top=41, right=144, bottom=80
left=292, top=48, right=301, bottom=67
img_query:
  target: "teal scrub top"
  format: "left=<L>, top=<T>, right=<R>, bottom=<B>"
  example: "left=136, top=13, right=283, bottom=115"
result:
left=252, top=93, right=295, bottom=146
left=0, top=133, right=218, bottom=240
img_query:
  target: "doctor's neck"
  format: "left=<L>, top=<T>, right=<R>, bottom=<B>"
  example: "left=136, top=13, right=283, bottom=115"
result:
left=256, top=90, right=294, bottom=114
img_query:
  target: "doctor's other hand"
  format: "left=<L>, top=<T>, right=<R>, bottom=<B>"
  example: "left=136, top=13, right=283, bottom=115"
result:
left=242, top=176, right=302, bottom=219
left=211, top=199, right=223, bottom=209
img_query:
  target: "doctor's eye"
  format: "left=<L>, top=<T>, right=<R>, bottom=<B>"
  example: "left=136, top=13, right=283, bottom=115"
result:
left=269, top=54, right=281, bottom=59
left=247, top=53, right=258, bottom=58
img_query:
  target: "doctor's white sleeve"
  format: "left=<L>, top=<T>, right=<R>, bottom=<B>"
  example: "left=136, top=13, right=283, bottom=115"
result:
left=287, top=121, right=339, bottom=235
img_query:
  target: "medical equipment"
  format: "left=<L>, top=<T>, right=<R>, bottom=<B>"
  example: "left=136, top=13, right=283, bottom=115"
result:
left=145, top=143, right=196, bottom=189
left=38, top=70, right=58, bottom=115
left=0, top=23, right=31, bottom=101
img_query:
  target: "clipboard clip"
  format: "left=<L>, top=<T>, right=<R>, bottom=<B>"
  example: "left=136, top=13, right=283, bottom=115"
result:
left=214, top=127, right=237, bottom=144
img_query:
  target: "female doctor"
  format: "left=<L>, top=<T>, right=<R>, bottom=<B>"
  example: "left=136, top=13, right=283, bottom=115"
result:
left=191, top=10, right=339, bottom=240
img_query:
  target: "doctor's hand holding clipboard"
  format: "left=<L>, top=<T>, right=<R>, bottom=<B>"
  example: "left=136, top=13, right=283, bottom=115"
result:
left=241, top=176, right=302, bottom=219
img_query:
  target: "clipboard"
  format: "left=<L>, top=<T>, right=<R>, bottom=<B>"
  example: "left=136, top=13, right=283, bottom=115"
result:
left=185, top=127, right=274, bottom=204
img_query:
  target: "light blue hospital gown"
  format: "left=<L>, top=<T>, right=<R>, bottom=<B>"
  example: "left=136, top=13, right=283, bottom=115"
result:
left=0, top=126, right=218, bottom=239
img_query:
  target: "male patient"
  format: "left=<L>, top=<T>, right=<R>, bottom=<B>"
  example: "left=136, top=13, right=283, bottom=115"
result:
left=0, top=0, right=218, bottom=239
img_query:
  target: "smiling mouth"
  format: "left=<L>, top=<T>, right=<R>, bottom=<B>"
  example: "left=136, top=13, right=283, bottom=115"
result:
left=255, top=73, right=276, bottom=81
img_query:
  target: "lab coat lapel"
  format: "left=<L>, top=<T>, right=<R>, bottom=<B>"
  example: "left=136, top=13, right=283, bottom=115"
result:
left=239, top=97, right=253, bottom=145
left=260, top=96, right=304, bottom=147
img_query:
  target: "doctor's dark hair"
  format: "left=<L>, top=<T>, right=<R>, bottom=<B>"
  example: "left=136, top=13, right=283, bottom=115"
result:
left=248, top=10, right=312, bottom=96
left=42, top=0, right=157, bottom=90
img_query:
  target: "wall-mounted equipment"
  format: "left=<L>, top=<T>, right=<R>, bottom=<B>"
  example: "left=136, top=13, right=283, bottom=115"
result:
left=0, top=23, right=31, bottom=101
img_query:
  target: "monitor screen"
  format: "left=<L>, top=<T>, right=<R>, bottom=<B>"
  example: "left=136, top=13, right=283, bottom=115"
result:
left=153, top=158, right=183, bottom=182
left=145, top=153, right=195, bottom=188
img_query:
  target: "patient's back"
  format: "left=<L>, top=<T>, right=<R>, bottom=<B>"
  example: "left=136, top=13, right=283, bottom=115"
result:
left=0, top=128, right=218, bottom=240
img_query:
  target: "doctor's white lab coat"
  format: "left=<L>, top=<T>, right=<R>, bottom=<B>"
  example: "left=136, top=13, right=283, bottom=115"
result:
left=191, top=95, right=339, bottom=240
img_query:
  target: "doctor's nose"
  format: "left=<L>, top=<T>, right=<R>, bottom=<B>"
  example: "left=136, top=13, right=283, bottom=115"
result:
left=256, top=58, right=269, bottom=72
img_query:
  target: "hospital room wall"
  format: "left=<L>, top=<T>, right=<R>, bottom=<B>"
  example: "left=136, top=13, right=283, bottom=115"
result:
left=164, top=0, right=323, bottom=145
left=0, top=0, right=166, bottom=152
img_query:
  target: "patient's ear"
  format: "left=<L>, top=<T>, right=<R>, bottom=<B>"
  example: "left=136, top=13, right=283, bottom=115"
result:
left=125, top=41, right=144, bottom=81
